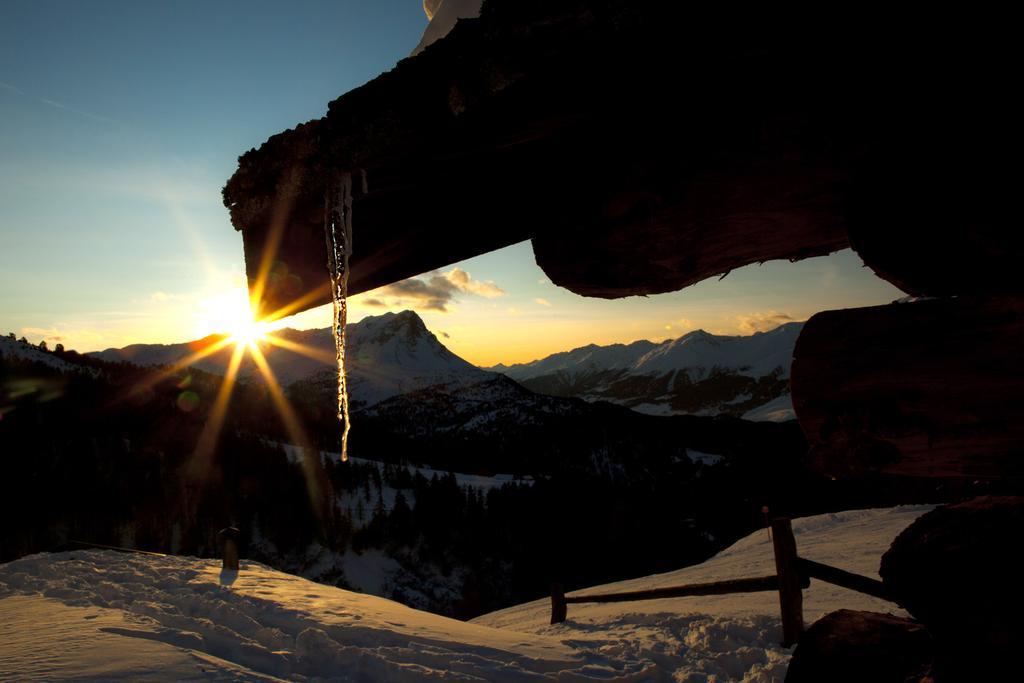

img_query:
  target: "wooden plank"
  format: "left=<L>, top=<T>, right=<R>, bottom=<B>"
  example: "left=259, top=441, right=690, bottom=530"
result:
left=771, top=518, right=804, bottom=647
left=797, top=557, right=891, bottom=602
left=563, top=574, right=801, bottom=604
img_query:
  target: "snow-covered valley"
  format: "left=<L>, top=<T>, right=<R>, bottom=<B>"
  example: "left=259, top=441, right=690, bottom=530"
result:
left=0, top=506, right=931, bottom=681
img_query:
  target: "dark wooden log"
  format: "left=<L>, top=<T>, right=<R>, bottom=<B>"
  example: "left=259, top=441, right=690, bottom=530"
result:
left=791, top=296, right=1024, bottom=481
left=797, top=557, right=891, bottom=602
left=223, top=2, right=1014, bottom=316
left=771, top=517, right=804, bottom=647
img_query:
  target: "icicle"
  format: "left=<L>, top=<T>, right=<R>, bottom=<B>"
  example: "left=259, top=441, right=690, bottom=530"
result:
left=325, top=172, right=355, bottom=462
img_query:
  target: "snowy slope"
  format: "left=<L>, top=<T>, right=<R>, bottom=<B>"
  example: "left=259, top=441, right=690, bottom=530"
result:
left=741, top=394, right=796, bottom=422
left=0, top=337, right=81, bottom=373
left=0, top=551, right=625, bottom=681
left=1, top=506, right=931, bottom=681
left=491, top=324, right=802, bottom=421
left=632, top=325, right=800, bottom=380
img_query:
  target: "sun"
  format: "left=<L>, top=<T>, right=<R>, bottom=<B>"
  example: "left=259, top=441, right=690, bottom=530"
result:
left=230, top=317, right=271, bottom=346
left=196, top=287, right=271, bottom=347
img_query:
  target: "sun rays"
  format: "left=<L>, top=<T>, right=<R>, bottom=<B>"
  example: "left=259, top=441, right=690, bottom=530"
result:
left=171, top=300, right=339, bottom=520
left=123, top=185, right=346, bottom=518
left=182, top=306, right=331, bottom=467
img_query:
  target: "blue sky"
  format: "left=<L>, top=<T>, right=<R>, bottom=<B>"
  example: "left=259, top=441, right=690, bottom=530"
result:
left=0, top=1, right=903, bottom=365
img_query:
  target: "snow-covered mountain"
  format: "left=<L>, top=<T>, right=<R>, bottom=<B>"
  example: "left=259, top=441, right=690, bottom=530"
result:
left=0, top=505, right=931, bottom=681
left=489, top=323, right=803, bottom=421
left=91, top=311, right=490, bottom=408
left=86, top=313, right=800, bottom=419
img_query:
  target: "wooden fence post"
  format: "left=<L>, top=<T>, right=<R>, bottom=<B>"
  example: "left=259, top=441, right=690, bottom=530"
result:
left=550, top=582, right=567, bottom=624
left=770, top=517, right=804, bottom=647
left=219, top=526, right=239, bottom=571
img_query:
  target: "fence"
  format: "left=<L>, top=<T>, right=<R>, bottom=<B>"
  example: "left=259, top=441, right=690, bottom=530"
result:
left=550, top=518, right=893, bottom=646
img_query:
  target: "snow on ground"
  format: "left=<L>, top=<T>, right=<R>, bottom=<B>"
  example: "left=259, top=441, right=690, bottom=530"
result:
left=0, top=551, right=610, bottom=681
left=473, top=505, right=933, bottom=681
left=0, top=506, right=931, bottom=681
left=741, top=394, right=795, bottom=423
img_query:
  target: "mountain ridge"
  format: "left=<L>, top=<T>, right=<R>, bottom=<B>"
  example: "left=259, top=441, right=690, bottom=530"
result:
left=84, top=313, right=799, bottom=420
left=90, top=310, right=490, bottom=408
left=488, top=322, right=802, bottom=420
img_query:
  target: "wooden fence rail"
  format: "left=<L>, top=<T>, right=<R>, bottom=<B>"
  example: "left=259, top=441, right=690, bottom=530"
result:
left=797, top=557, right=890, bottom=602
left=550, top=517, right=896, bottom=647
left=550, top=574, right=810, bottom=625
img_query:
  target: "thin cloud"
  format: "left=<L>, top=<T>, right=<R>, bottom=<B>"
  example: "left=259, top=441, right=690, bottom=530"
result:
left=376, top=278, right=452, bottom=311
left=664, top=318, right=694, bottom=333
left=0, top=80, right=116, bottom=124
left=735, top=310, right=797, bottom=334
left=364, top=268, right=505, bottom=312
left=444, top=268, right=504, bottom=298
left=37, top=96, right=117, bottom=124
left=21, top=326, right=64, bottom=342
left=533, top=297, right=551, bottom=306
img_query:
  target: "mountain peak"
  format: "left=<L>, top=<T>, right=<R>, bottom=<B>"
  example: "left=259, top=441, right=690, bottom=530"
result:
left=678, top=328, right=714, bottom=341
left=392, top=309, right=428, bottom=335
left=354, top=309, right=432, bottom=347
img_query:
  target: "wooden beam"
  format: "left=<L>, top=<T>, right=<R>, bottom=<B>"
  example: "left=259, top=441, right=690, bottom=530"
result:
left=224, top=4, right=1013, bottom=315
